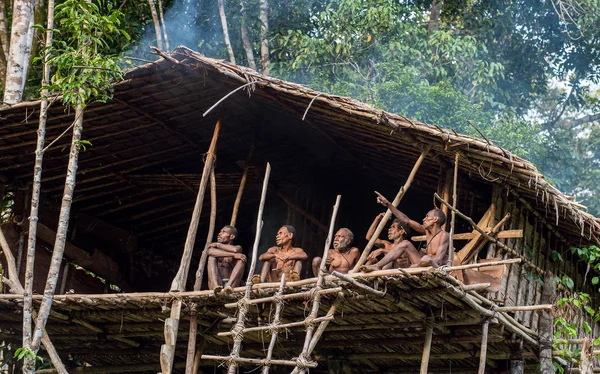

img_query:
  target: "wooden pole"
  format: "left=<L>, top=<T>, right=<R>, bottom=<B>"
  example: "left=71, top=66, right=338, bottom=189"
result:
left=478, top=319, right=489, bottom=374
left=420, top=324, right=433, bottom=374
left=539, top=271, right=556, bottom=374
left=447, top=152, right=459, bottom=266
left=434, top=193, right=543, bottom=274
left=161, top=120, right=220, bottom=374
left=293, top=195, right=342, bottom=374
left=186, top=170, right=217, bottom=374
left=510, top=360, right=525, bottom=374
left=262, top=274, right=286, bottom=374
left=222, top=163, right=271, bottom=374
left=354, top=149, right=429, bottom=271
left=230, top=169, right=247, bottom=227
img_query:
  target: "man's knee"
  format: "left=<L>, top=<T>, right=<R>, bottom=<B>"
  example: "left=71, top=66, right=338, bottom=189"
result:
left=312, top=257, right=322, bottom=267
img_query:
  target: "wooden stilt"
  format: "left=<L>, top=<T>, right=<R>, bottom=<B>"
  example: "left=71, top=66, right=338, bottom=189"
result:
left=214, top=163, right=270, bottom=374
left=420, top=325, right=433, bottom=374
left=186, top=170, right=217, bottom=374
left=510, top=360, right=525, bottom=374
left=447, top=152, right=459, bottom=267
left=161, top=120, right=221, bottom=374
left=262, top=274, right=286, bottom=374
left=478, top=319, right=489, bottom=374
left=292, top=195, right=342, bottom=374
left=539, top=271, right=556, bottom=374
left=354, top=149, right=429, bottom=271
left=230, top=168, right=247, bottom=227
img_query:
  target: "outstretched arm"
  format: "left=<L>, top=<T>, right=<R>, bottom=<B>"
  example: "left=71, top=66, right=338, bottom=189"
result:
left=375, top=191, right=425, bottom=234
left=366, top=213, right=387, bottom=248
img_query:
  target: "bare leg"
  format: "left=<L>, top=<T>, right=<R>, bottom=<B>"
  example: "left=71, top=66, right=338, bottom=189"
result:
left=312, top=257, right=322, bottom=277
left=290, top=260, right=302, bottom=281
left=411, top=255, right=438, bottom=268
left=362, top=243, right=422, bottom=272
left=226, top=259, right=246, bottom=288
left=207, top=257, right=222, bottom=290
left=260, top=259, right=273, bottom=283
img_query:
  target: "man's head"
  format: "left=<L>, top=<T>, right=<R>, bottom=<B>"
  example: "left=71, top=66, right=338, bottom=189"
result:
left=217, top=225, right=238, bottom=244
left=333, top=228, right=354, bottom=250
left=388, top=219, right=410, bottom=241
left=422, top=209, right=446, bottom=230
left=276, top=225, right=296, bottom=246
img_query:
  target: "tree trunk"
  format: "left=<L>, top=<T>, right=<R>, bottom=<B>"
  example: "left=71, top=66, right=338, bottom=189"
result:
left=239, top=0, right=256, bottom=70
left=428, top=0, right=441, bottom=37
left=30, top=95, right=85, bottom=356
left=259, top=0, right=269, bottom=75
left=217, top=0, right=235, bottom=64
left=22, top=0, right=55, bottom=370
left=3, top=0, right=35, bottom=104
left=20, top=0, right=43, bottom=93
left=538, top=271, right=556, bottom=374
left=0, top=0, right=9, bottom=92
left=157, top=0, right=169, bottom=50
left=147, top=0, right=163, bottom=50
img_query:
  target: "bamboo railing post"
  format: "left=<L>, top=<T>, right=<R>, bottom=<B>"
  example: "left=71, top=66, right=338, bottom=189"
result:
left=478, top=319, right=490, bottom=374
left=185, top=170, right=217, bottom=374
left=262, top=274, right=286, bottom=374
left=293, top=195, right=342, bottom=374
left=354, top=149, right=429, bottom=271
left=230, top=142, right=254, bottom=227
left=447, top=152, right=459, bottom=266
left=215, top=163, right=270, bottom=374
left=539, top=271, right=556, bottom=373
left=161, top=120, right=221, bottom=374
left=420, top=324, right=433, bottom=374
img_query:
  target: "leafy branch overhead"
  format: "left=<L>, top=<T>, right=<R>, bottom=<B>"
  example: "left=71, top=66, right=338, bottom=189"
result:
left=35, top=0, right=130, bottom=107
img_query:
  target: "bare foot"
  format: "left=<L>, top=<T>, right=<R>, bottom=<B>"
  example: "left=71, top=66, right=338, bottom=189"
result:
left=213, top=285, right=223, bottom=293
left=251, top=274, right=261, bottom=284
left=223, top=285, right=233, bottom=294
left=360, top=265, right=380, bottom=273
left=290, top=270, right=300, bottom=281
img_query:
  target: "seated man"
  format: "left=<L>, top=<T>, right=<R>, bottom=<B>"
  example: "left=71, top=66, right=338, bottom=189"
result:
left=365, top=213, right=411, bottom=269
left=207, top=225, right=246, bottom=292
left=361, top=191, right=449, bottom=271
left=258, top=225, right=307, bottom=282
left=312, top=228, right=360, bottom=276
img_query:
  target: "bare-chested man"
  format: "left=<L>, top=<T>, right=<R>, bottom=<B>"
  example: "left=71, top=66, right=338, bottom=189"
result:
left=258, top=225, right=308, bottom=282
left=365, top=214, right=411, bottom=269
left=312, top=228, right=360, bottom=276
left=361, top=191, right=449, bottom=271
left=207, top=226, right=246, bottom=292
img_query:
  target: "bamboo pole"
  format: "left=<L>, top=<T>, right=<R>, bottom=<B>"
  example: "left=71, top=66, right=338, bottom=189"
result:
left=230, top=169, right=247, bottom=227
left=185, top=170, right=217, bottom=374
left=354, top=149, right=429, bottom=270
left=216, top=163, right=270, bottom=374
left=161, top=120, right=220, bottom=374
left=217, top=316, right=334, bottom=337
left=224, top=287, right=343, bottom=308
left=434, top=193, right=543, bottom=274
left=447, top=152, right=459, bottom=266
left=420, top=324, right=433, bottom=374
left=331, top=270, right=385, bottom=296
left=494, top=305, right=553, bottom=312
left=478, top=319, right=489, bottom=374
left=293, top=195, right=342, bottom=374
left=262, top=274, right=285, bottom=374
left=539, top=271, right=556, bottom=373
left=30, top=91, right=86, bottom=360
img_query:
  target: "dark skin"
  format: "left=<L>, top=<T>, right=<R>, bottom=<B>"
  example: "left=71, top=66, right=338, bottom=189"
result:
left=365, top=214, right=409, bottom=269
left=207, top=226, right=246, bottom=291
left=258, top=226, right=308, bottom=282
left=361, top=192, right=449, bottom=271
left=312, top=229, right=360, bottom=276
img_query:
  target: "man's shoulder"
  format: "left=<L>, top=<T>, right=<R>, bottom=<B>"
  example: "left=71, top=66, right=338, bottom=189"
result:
left=267, top=246, right=280, bottom=252
left=292, top=247, right=307, bottom=253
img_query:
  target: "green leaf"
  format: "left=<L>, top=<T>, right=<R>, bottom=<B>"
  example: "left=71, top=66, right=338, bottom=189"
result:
left=593, top=277, right=599, bottom=285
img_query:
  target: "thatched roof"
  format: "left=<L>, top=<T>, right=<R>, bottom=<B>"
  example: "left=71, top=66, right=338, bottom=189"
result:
left=0, top=45, right=598, bottom=289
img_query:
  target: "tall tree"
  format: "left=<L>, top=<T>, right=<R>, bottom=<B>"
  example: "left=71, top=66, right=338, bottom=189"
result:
left=239, top=0, right=256, bottom=70
left=217, top=0, right=235, bottom=64
left=259, top=0, right=268, bottom=74
left=3, top=0, right=35, bottom=104
left=0, top=0, right=9, bottom=91
left=147, top=0, right=163, bottom=50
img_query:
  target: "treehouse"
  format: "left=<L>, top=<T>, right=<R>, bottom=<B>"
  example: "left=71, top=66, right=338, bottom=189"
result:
left=0, top=46, right=599, bottom=373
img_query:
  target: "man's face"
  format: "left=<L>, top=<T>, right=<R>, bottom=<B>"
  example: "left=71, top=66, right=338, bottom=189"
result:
left=422, top=211, right=437, bottom=230
left=333, top=229, right=351, bottom=249
left=217, top=227, right=233, bottom=244
left=276, top=227, right=292, bottom=246
left=388, top=222, right=403, bottom=241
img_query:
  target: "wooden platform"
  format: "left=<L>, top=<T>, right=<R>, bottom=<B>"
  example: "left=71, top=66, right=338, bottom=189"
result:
left=0, top=268, right=540, bottom=373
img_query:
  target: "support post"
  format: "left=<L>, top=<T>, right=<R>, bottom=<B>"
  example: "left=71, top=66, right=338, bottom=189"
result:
left=539, top=271, right=556, bottom=373
left=354, top=149, right=429, bottom=270
left=420, top=325, right=433, bottom=374
left=262, top=274, right=286, bottom=374
left=161, top=120, right=221, bottom=374
left=185, top=170, right=217, bottom=374
left=447, top=152, right=459, bottom=266
left=478, top=318, right=489, bottom=374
